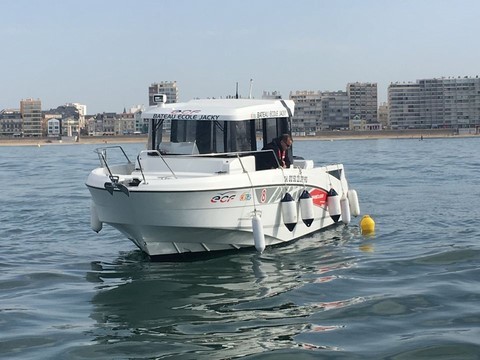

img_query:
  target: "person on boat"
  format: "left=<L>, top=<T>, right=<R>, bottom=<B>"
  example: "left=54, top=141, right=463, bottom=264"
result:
left=262, top=134, right=293, bottom=168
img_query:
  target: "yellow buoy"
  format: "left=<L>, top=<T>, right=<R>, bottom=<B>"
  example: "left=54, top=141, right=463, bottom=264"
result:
left=360, top=215, right=375, bottom=235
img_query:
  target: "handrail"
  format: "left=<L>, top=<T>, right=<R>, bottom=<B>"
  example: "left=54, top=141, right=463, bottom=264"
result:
left=136, top=153, right=147, bottom=184
left=94, top=146, right=132, bottom=165
left=160, top=148, right=280, bottom=166
left=94, top=146, right=132, bottom=182
left=137, top=150, right=178, bottom=180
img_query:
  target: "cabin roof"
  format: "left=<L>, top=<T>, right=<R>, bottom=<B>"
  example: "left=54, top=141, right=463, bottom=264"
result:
left=142, top=98, right=295, bottom=122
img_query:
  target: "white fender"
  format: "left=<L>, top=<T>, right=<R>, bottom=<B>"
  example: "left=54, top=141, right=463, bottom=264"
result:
left=90, top=202, right=102, bottom=233
left=281, top=192, right=297, bottom=232
left=340, top=193, right=351, bottom=225
left=327, top=188, right=341, bottom=223
left=347, top=189, right=360, bottom=217
left=252, top=214, right=265, bottom=253
left=299, top=189, right=314, bottom=227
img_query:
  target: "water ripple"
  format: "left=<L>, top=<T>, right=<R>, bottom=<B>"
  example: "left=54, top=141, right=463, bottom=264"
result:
left=1, top=140, right=480, bottom=359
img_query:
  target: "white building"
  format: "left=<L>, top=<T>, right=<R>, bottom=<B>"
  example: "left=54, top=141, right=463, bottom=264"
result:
left=65, top=103, right=87, bottom=128
left=47, top=118, right=61, bottom=137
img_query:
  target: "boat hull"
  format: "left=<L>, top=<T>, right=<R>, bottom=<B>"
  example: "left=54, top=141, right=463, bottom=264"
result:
left=86, top=165, right=348, bottom=257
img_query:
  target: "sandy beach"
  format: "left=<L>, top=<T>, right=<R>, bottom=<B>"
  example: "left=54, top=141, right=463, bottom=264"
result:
left=0, top=129, right=477, bottom=147
left=0, top=135, right=149, bottom=147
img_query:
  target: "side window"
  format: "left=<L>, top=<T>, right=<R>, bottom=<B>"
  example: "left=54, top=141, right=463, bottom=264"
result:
left=196, top=121, right=212, bottom=153
left=171, top=120, right=196, bottom=142
left=213, top=121, right=225, bottom=153
left=225, top=120, right=255, bottom=152
left=263, top=117, right=290, bottom=148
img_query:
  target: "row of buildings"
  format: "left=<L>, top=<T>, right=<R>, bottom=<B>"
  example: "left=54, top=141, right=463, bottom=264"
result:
left=0, top=82, right=179, bottom=138
left=0, top=100, right=88, bottom=138
left=388, top=77, right=480, bottom=130
left=288, top=82, right=379, bottom=135
left=2, top=77, right=480, bottom=137
left=289, top=76, right=480, bottom=134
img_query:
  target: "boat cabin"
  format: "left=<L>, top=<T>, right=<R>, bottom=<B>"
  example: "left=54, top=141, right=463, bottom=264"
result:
left=142, top=97, right=295, bottom=169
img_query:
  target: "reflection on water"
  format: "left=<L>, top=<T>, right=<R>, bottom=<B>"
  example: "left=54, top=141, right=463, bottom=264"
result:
left=82, top=227, right=363, bottom=359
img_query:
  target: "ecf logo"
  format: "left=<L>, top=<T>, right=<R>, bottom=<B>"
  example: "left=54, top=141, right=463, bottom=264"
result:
left=210, top=192, right=236, bottom=203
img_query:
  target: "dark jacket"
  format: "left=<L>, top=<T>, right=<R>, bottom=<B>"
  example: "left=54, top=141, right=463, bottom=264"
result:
left=262, top=138, right=292, bottom=168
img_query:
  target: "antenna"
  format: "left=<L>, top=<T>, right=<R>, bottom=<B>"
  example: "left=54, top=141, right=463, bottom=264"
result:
left=249, top=78, right=253, bottom=99
left=235, top=82, right=239, bottom=99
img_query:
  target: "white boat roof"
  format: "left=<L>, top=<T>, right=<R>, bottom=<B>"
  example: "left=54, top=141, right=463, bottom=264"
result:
left=142, top=98, right=295, bottom=122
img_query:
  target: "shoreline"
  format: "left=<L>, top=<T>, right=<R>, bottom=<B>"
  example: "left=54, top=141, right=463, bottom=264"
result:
left=0, top=130, right=478, bottom=147
left=0, top=136, right=149, bottom=147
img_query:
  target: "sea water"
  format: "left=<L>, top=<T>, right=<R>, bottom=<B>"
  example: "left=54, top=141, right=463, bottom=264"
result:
left=0, top=137, right=479, bottom=359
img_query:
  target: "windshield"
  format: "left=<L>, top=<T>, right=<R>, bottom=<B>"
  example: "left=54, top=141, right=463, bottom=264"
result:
left=169, top=119, right=256, bottom=154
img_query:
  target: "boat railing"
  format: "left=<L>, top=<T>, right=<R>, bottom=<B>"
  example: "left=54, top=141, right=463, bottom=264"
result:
left=137, top=150, right=178, bottom=182
left=138, top=149, right=281, bottom=175
left=198, top=149, right=280, bottom=171
left=169, top=149, right=281, bottom=169
left=94, top=146, right=133, bottom=182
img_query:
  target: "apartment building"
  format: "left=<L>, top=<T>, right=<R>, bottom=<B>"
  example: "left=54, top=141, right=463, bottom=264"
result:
left=388, top=76, right=480, bottom=129
left=289, top=91, right=322, bottom=135
left=388, top=83, right=422, bottom=129
left=20, top=98, right=42, bottom=136
left=320, top=91, right=350, bottom=130
left=0, top=108, right=22, bottom=136
left=347, top=82, right=378, bottom=123
left=289, top=90, right=351, bottom=134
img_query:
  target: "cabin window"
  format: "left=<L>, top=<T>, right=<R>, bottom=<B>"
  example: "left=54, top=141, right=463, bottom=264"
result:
left=262, top=117, right=290, bottom=148
left=169, top=119, right=256, bottom=154
left=171, top=120, right=197, bottom=143
left=213, top=121, right=225, bottom=153
left=149, top=118, right=164, bottom=150
left=225, top=120, right=255, bottom=152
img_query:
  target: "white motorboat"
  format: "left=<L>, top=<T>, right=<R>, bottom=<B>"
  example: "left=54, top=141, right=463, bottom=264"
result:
left=86, top=95, right=360, bottom=258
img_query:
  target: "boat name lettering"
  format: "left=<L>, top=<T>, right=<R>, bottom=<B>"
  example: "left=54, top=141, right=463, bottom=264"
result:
left=199, top=115, right=220, bottom=120
left=284, top=175, right=308, bottom=183
left=252, top=110, right=287, bottom=119
left=210, top=192, right=236, bottom=203
left=152, top=111, right=220, bottom=121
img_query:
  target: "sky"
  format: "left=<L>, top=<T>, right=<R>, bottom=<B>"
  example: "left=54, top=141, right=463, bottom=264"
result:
left=1, top=0, right=479, bottom=114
